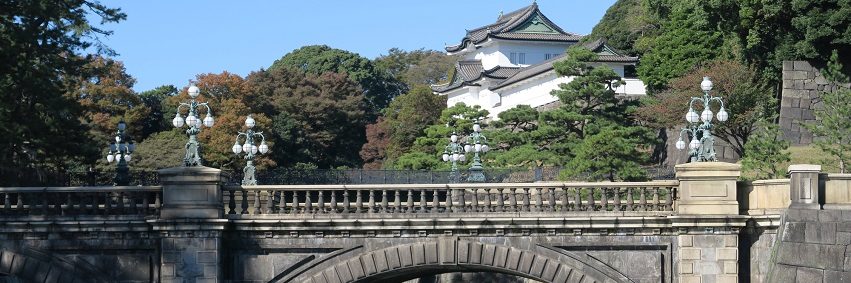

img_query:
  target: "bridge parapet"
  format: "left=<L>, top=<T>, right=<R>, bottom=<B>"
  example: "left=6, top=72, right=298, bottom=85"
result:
left=0, top=185, right=162, bottom=218
left=221, top=181, right=678, bottom=217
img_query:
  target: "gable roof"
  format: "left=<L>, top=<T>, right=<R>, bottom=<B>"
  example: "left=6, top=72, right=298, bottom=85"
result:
left=445, top=3, right=582, bottom=53
left=430, top=61, right=523, bottom=92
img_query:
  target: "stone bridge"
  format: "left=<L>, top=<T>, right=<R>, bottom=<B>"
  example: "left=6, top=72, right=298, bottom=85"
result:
left=1, top=162, right=847, bottom=282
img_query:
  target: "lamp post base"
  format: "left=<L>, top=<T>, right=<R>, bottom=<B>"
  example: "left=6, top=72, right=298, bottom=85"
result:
left=467, top=165, right=485, bottom=182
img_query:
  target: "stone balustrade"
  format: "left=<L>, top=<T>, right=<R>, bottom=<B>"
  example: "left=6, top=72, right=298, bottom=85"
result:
left=0, top=186, right=162, bottom=217
left=220, top=181, right=678, bottom=216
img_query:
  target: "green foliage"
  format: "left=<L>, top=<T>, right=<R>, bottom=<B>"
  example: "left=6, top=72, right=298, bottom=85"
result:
left=561, top=125, right=651, bottom=181
left=138, top=85, right=178, bottom=140
left=391, top=103, right=488, bottom=170
left=374, top=48, right=456, bottom=87
left=0, top=0, right=125, bottom=175
left=742, top=118, right=791, bottom=180
left=586, top=0, right=656, bottom=56
left=801, top=53, right=851, bottom=173
left=133, top=129, right=185, bottom=170
left=269, top=45, right=405, bottom=113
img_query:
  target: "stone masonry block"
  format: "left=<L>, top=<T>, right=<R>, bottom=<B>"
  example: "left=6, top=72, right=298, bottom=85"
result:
left=782, top=222, right=806, bottom=242
left=681, top=248, right=702, bottom=261
left=724, top=235, right=738, bottom=247
left=702, top=248, right=717, bottom=262
left=825, top=270, right=851, bottom=283
left=839, top=222, right=851, bottom=233
left=839, top=232, right=851, bottom=246
left=694, top=235, right=724, bottom=248
left=717, top=275, right=738, bottom=283
left=196, top=251, right=217, bottom=263
left=681, top=275, right=701, bottom=283
left=781, top=107, right=803, bottom=119
left=798, top=267, right=824, bottom=282
left=794, top=61, right=813, bottom=71
left=699, top=262, right=720, bottom=274
left=681, top=262, right=695, bottom=274
left=819, top=210, right=842, bottom=222
left=724, top=261, right=737, bottom=274
left=805, top=222, right=837, bottom=245
left=787, top=209, right=819, bottom=221
left=777, top=242, right=845, bottom=270
left=845, top=257, right=851, bottom=271
left=767, top=264, right=797, bottom=283
left=162, top=263, right=176, bottom=277
left=680, top=235, right=694, bottom=247
left=717, top=248, right=738, bottom=261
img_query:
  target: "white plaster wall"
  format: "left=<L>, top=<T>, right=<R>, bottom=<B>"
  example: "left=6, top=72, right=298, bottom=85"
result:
left=463, top=40, right=575, bottom=69
left=489, top=73, right=570, bottom=118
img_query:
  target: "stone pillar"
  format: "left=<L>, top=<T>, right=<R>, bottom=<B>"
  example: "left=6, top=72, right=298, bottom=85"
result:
left=678, top=234, right=740, bottom=283
left=154, top=166, right=226, bottom=283
left=675, top=162, right=741, bottom=215
left=788, top=164, right=821, bottom=209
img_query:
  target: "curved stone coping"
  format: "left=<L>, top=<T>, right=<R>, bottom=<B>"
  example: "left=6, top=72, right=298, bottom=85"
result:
left=223, top=181, right=679, bottom=191
left=0, top=185, right=162, bottom=192
left=279, top=237, right=630, bottom=283
left=749, top=179, right=791, bottom=185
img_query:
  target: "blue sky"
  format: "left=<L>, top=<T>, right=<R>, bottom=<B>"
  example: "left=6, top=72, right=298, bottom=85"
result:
left=98, top=0, right=617, bottom=91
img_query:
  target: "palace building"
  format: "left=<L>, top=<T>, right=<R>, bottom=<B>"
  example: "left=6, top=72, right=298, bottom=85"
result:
left=432, top=2, right=647, bottom=118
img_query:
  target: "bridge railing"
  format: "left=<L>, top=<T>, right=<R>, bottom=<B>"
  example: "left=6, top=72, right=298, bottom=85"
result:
left=221, top=181, right=678, bottom=216
left=0, top=186, right=162, bottom=217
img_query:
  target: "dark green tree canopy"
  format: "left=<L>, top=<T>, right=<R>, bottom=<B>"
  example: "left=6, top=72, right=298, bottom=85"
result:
left=374, top=48, right=456, bottom=87
left=270, top=45, right=406, bottom=113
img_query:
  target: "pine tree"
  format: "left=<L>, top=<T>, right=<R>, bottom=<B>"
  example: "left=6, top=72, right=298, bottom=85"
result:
left=802, top=51, right=851, bottom=173
left=742, top=118, right=790, bottom=179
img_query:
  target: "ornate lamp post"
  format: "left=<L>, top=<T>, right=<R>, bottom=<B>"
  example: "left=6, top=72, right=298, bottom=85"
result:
left=172, top=85, right=215, bottom=166
left=441, top=132, right=466, bottom=183
left=232, top=115, right=270, bottom=185
left=464, top=121, right=490, bottom=182
left=676, top=77, right=730, bottom=162
left=106, top=120, right=135, bottom=186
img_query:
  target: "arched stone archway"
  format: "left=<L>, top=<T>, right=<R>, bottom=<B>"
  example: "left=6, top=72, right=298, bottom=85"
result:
left=0, top=248, right=108, bottom=283
left=277, top=238, right=631, bottom=283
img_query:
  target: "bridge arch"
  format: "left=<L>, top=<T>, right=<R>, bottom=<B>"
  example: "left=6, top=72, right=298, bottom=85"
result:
left=278, top=238, right=631, bottom=283
left=0, top=247, right=108, bottom=283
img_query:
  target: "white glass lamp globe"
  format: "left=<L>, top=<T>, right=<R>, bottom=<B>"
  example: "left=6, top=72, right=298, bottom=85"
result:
left=474, top=143, right=482, bottom=152
left=689, top=139, right=701, bottom=150
left=473, top=123, right=481, bottom=132
left=188, top=85, right=200, bottom=98
left=242, top=143, right=251, bottom=154
left=464, top=144, right=472, bottom=153
left=676, top=140, right=686, bottom=150
left=245, top=116, right=255, bottom=128
left=124, top=154, right=131, bottom=161
left=700, top=109, right=713, bottom=122
left=172, top=113, right=184, bottom=128
left=117, top=121, right=126, bottom=131
left=482, top=144, right=489, bottom=152
left=701, top=77, right=713, bottom=92
left=258, top=143, right=269, bottom=154
left=717, top=108, right=729, bottom=122
left=459, top=154, right=466, bottom=162
left=203, top=114, right=214, bottom=127
left=450, top=134, right=458, bottom=143
left=251, top=145, right=258, bottom=154
left=186, top=115, right=198, bottom=127
left=106, top=154, right=115, bottom=163
left=442, top=153, right=449, bottom=162
left=686, top=109, right=699, bottom=123
left=232, top=143, right=242, bottom=154
left=452, top=153, right=459, bottom=161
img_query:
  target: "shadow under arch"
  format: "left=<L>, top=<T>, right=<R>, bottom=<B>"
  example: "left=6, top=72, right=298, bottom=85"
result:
left=0, top=247, right=109, bottom=283
left=274, top=237, right=632, bottom=283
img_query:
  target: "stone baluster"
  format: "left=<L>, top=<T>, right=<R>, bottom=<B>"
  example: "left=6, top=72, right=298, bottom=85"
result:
left=652, top=187, right=660, bottom=211
left=3, top=193, right=9, bottom=213
left=574, top=188, right=582, bottom=211
left=523, top=188, right=531, bottom=212
left=613, top=187, right=621, bottom=212
left=547, top=187, right=556, bottom=212
left=368, top=190, right=376, bottom=213
left=342, top=189, right=350, bottom=214
left=586, top=188, right=595, bottom=211
left=381, top=190, right=389, bottom=213
left=240, top=190, right=249, bottom=214
left=407, top=189, right=414, bottom=213
left=626, top=187, right=634, bottom=211
left=457, top=189, right=466, bottom=212
left=484, top=188, right=492, bottom=212
left=394, top=190, right=401, bottom=213
left=62, top=193, right=71, bottom=216
left=128, top=192, right=137, bottom=215
left=104, top=192, right=111, bottom=216
left=18, top=194, right=24, bottom=214
left=561, top=188, right=570, bottom=211
left=317, top=191, right=325, bottom=214
left=278, top=191, right=286, bottom=214
left=665, top=187, right=674, bottom=211
left=265, top=190, right=274, bottom=214
left=419, top=189, right=426, bottom=213
left=447, top=189, right=454, bottom=213
left=600, top=188, right=608, bottom=211
left=496, top=188, right=505, bottom=212
left=639, top=188, right=647, bottom=211
left=227, top=191, right=236, bottom=214
left=535, top=188, right=543, bottom=212
left=252, top=190, right=261, bottom=215
left=431, top=189, right=439, bottom=213
left=290, top=191, right=298, bottom=214
left=116, top=192, right=125, bottom=214
left=154, top=192, right=162, bottom=214
left=510, top=188, right=518, bottom=212
left=355, top=190, right=363, bottom=214
left=330, top=190, right=339, bottom=214
left=470, top=189, right=479, bottom=212
left=42, top=193, right=50, bottom=215
left=305, top=191, right=313, bottom=214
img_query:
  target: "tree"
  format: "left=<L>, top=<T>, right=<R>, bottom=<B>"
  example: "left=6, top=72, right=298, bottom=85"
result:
left=247, top=67, right=367, bottom=168
left=742, top=117, right=790, bottom=180
left=391, top=103, right=488, bottom=170
left=586, top=0, right=657, bottom=56
left=561, top=125, right=651, bottom=181
left=636, top=60, right=775, bottom=159
left=802, top=51, right=851, bottom=173
left=132, top=129, right=186, bottom=170
left=374, top=48, right=456, bottom=87
left=486, top=105, right=564, bottom=168
left=0, top=0, right=125, bottom=178
left=360, top=118, right=390, bottom=169
left=270, top=45, right=405, bottom=114
left=138, top=85, right=178, bottom=140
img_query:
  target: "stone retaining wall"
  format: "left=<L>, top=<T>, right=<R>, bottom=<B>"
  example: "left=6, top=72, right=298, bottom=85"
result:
left=780, top=61, right=851, bottom=145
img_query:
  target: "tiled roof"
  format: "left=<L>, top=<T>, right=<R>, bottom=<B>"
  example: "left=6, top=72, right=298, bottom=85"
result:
left=431, top=60, right=485, bottom=92
left=446, top=3, right=581, bottom=53
left=483, top=66, right=521, bottom=79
